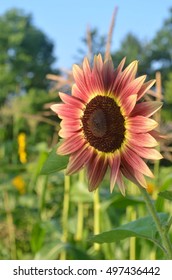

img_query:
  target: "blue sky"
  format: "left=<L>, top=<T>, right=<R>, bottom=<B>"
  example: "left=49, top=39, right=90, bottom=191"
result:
left=0, top=0, right=171, bottom=69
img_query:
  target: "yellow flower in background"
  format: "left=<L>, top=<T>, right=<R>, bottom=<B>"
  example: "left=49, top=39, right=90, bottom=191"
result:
left=146, top=182, right=156, bottom=195
left=12, top=176, right=26, bottom=195
left=17, top=132, right=27, bottom=164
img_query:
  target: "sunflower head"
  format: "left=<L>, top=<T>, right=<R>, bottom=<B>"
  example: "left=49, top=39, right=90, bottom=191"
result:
left=51, top=54, right=163, bottom=194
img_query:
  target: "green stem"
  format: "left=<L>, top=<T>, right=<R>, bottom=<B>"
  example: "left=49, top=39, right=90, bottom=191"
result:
left=166, top=216, right=172, bottom=233
left=76, top=202, right=84, bottom=241
left=138, top=185, right=172, bottom=259
left=75, top=170, right=85, bottom=241
left=60, top=174, right=70, bottom=260
left=127, top=206, right=136, bottom=260
left=3, top=191, right=16, bottom=259
left=94, top=189, right=100, bottom=251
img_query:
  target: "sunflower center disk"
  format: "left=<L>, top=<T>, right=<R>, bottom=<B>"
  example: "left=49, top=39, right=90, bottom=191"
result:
left=82, top=95, right=126, bottom=153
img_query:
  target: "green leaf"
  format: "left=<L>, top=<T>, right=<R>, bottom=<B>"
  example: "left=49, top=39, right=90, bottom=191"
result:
left=159, top=191, right=172, bottom=201
left=30, top=222, right=46, bottom=253
left=35, top=241, right=92, bottom=260
left=89, top=213, right=168, bottom=245
left=34, top=241, right=65, bottom=260
left=40, top=144, right=69, bottom=175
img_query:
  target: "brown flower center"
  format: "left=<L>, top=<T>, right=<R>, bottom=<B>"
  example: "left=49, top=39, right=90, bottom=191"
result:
left=81, top=95, right=125, bottom=153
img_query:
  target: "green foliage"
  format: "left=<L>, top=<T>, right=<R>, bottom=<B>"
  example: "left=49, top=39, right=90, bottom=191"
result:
left=0, top=8, right=56, bottom=104
left=112, top=33, right=150, bottom=76
left=41, top=144, right=69, bottom=175
left=149, top=8, right=172, bottom=79
left=159, top=191, right=172, bottom=201
left=0, top=6, right=172, bottom=261
left=76, top=28, right=106, bottom=63
left=89, top=214, right=168, bottom=246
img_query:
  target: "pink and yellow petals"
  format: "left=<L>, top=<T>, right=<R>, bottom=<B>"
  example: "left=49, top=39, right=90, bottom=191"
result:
left=51, top=103, right=82, bottom=119
left=66, top=145, right=92, bottom=175
left=57, top=134, right=85, bottom=155
left=120, top=75, right=146, bottom=100
left=127, top=144, right=163, bottom=160
left=126, top=132, right=158, bottom=148
left=109, top=151, right=121, bottom=193
left=122, top=147, right=154, bottom=178
left=58, top=92, right=84, bottom=109
left=131, top=101, right=163, bottom=117
left=120, top=94, right=137, bottom=116
left=126, top=116, right=158, bottom=133
left=121, top=165, right=147, bottom=189
left=137, top=79, right=156, bottom=100
left=114, top=60, right=138, bottom=94
left=116, top=171, right=126, bottom=196
left=87, top=153, right=108, bottom=191
left=50, top=54, right=163, bottom=194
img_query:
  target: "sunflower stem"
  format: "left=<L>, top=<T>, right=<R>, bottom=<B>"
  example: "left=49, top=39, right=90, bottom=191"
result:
left=94, top=189, right=100, bottom=251
left=138, top=185, right=172, bottom=259
left=60, top=174, right=70, bottom=260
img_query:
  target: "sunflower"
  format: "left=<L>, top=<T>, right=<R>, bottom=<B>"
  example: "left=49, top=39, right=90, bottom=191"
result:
left=51, top=55, right=162, bottom=194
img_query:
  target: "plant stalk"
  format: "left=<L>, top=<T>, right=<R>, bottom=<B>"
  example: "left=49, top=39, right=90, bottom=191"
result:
left=138, top=185, right=172, bottom=259
left=75, top=170, right=85, bottom=241
left=60, top=174, right=70, bottom=260
left=94, top=189, right=100, bottom=251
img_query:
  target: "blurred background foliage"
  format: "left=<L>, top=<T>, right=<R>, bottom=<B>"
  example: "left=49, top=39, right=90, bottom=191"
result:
left=0, top=7, right=172, bottom=260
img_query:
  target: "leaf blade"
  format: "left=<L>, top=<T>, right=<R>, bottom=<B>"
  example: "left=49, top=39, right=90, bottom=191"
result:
left=40, top=144, right=69, bottom=175
left=159, top=191, right=172, bottom=201
left=89, top=213, right=168, bottom=244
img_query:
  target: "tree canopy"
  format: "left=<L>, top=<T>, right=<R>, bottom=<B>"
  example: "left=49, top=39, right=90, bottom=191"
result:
left=0, top=9, right=56, bottom=104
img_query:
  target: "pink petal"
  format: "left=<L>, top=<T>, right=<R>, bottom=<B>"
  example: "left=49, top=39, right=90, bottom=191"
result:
left=122, top=147, right=154, bottom=178
left=120, top=94, right=137, bottom=116
left=102, top=58, right=114, bottom=91
left=126, top=116, right=158, bottom=133
left=91, top=55, right=104, bottom=92
left=127, top=144, right=163, bottom=160
left=120, top=75, right=146, bottom=99
left=66, top=145, right=92, bottom=175
left=83, top=57, right=92, bottom=76
left=59, top=92, right=84, bottom=109
left=131, top=101, right=163, bottom=117
left=106, top=58, right=126, bottom=95
left=57, top=134, right=85, bottom=155
left=116, top=171, right=126, bottom=195
left=126, top=132, right=158, bottom=147
left=59, top=119, right=82, bottom=137
left=72, top=65, right=90, bottom=100
left=72, top=84, right=89, bottom=103
left=83, top=57, right=94, bottom=92
left=137, top=79, right=156, bottom=100
left=116, top=57, right=126, bottom=74
left=59, top=128, right=82, bottom=138
left=149, top=130, right=167, bottom=141
left=51, top=104, right=82, bottom=119
left=94, top=54, right=104, bottom=71
left=114, top=61, right=138, bottom=93
left=60, top=119, right=82, bottom=128
left=87, top=153, right=108, bottom=191
left=109, top=151, right=121, bottom=193
left=121, top=165, right=147, bottom=189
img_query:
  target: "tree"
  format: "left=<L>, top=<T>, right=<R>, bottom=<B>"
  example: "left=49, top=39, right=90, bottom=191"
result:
left=148, top=8, right=172, bottom=80
left=75, top=28, right=106, bottom=64
left=112, top=33, right=151, bottom=76
left=0, top=9, right=56, bottom=104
